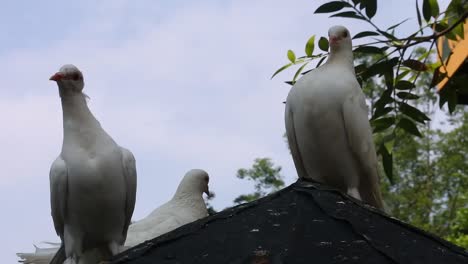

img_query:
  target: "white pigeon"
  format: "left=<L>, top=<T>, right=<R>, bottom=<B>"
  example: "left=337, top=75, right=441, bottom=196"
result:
left=284, top=25, right=384, bottom=209
left=124, top=169, right=209, bottom=247
left=48, top=64, right=137, bottom=264
left=17, top=169, right=209, bottom=263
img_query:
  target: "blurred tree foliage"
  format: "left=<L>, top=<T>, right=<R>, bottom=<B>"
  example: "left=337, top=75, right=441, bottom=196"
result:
left=233, top=158, right=284, bottom=204
left=204, top=191, right=217, bottom=216
left=359, top=48, right=468, bottom=248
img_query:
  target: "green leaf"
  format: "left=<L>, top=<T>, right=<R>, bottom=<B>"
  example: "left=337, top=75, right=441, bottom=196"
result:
left=382, top=133, right=396, bottom=154
left=372, top=106, right=393, bottom=120
left=416, top=0, right=422, bottom=27
left=305, top=35, right=315, bottom=57
left=354, top=64, right=367, bottom=75
left=429, top=0, right=439, bottom=18
left=318, top=37, right=329, bottom=52
left=374, top=89, right=394, bottom=110
left=387, top=18, right=410, bottom=31
left=271, top=62, right=293, bottom=79
left=353, top=46, right=384, bottom=54
left=397, top=92, right=420, bottom=100
left=379, top=30, right=398, bottom=40
left=447, top=88, right=458, bottom=113
left=362, top=57, right=398, bottom=80
left=422, top=0, right=432, bottom=21
left=416, top=49, right=431, bottom=61
left=434, top=21, right=448, bottom=32
left=397, top=117, right=422, bottom=137
left=352, top=31, right=380, bottom=39
left=287, top=50, right=296, bottom=63
left=293, top=62, right=310, bottom=83
left=330, top=11, right=366, bottom=20
left=399, top=102, right=431, bottom=123
left=395, top=80, right=415, bottom=90
left=314, top=1, right=351, bottom=13
left=430, top=66, right=447, bottom=87
left=396, top=70, right=411, bottom=81
left=378, top=143, right=393, bottom=183
left=438, top=83, right=449, bottom=108
left=452, top=22, right=465, bottom=40
left=446, top=0, right=468, bottom=17
left=359, top=0, right=367, bottom=10
left=364, top=0, right=377, bottom=18
left=423, top=0, right=439, bottom=21
left=371, top=117, right=395, bottom=133
left=384, top=69, right=394, bottom=90
left=402, top=59, right=428, bottom=71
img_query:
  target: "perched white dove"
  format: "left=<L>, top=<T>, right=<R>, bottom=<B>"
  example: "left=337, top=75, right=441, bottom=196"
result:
left=17, top=169, right=209, bottom=263
left=124, top=169, right=210, bottom=247
left=284, top=25, right=384, bottom=209
left=47, top=64, right=137, bottom=264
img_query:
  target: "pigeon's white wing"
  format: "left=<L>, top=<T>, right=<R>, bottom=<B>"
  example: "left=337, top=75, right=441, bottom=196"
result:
left=285, top=100, right=308, bottom=179
left=125, top=214, right=182, bottom=247
left=121, top=147, right=137, bottom=240
left=148, top=216, right=183, bottom=235
left=49, top=157, right=68, bottom=238
left=127, top=203, right=173, bottom=235
left=342, top=87, right=383, bottom=209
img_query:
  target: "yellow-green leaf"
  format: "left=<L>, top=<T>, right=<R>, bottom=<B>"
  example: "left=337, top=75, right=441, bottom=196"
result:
left=305, top=35, right=315, bottom=57
left=271, top=62, right=293, bottom=79
left=287, top=50, right=296, bottom=63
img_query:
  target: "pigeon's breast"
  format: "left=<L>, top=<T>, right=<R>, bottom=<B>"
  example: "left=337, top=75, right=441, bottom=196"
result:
left=287, top=68, right=360, bottom=186
left=64, top=147, right=127, bottom=239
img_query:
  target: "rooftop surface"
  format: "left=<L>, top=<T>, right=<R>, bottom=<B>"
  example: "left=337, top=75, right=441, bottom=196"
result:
left=112, top=179, right=468, bottom=264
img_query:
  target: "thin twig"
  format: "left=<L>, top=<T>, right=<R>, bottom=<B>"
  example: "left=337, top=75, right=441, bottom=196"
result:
left=396, top=11, right=468, bottom=49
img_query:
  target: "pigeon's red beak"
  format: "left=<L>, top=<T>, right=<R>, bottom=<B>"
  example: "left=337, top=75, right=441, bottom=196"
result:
left=329, top=36, right=339, bottom=45
left=49, top=72, right=64, bottom=81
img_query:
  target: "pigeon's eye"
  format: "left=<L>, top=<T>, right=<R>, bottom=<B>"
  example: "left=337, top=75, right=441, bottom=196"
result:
left=343, top=31, right=348, bottom=38
left=70, top=73, right=81, bottom=81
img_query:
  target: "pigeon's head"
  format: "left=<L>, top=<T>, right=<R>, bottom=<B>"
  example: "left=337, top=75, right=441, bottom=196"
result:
left=50, top=64, right=84, bottom=95
left=328, top=25, right=352, bottom=51
left=178, top=169, right=210, bottom=196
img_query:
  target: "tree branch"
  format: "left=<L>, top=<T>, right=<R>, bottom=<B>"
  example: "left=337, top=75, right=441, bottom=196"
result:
left=397, top=11, right=468, bottom=49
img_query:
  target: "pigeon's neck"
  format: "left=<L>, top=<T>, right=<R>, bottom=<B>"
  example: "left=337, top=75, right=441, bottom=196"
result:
left=326, top=48, right=355, bottom=72
left=61, top=93, right=101, bottom=132
left=172, top=188, right=204, bottom=204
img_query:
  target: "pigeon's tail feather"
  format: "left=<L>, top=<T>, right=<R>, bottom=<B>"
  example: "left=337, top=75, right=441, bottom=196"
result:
left=369, top=179, right=385, bottom=210
left=17, top=244, right=59, bottom=264
left=49, top=244, right=66, bottom=264
left=358, top=168, right=385, bottom=210
left=17, top=252, right=52, bottom=264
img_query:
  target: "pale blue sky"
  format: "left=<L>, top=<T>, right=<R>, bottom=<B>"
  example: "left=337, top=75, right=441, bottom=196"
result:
left=0, top=0, right=449, bottom=262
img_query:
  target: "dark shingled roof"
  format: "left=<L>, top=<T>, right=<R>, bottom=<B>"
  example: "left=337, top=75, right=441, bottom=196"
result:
left=111, top=179, right=468, bottom=264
